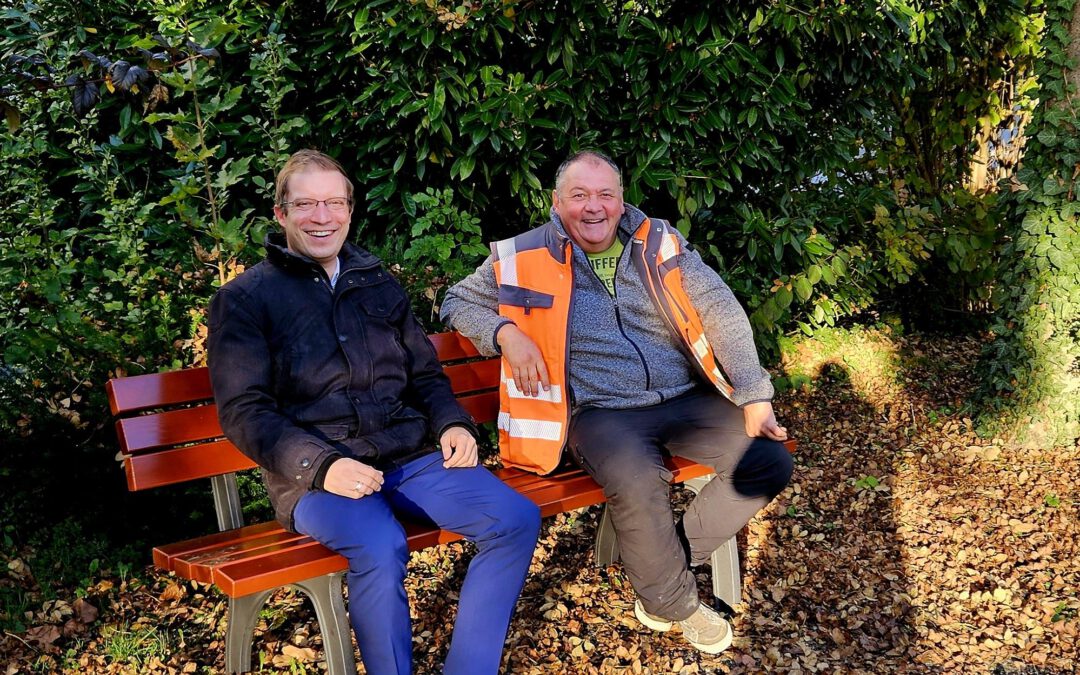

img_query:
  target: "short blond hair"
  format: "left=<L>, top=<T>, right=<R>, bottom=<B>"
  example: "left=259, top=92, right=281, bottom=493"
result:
left=275, top=149, right=354, bottom=207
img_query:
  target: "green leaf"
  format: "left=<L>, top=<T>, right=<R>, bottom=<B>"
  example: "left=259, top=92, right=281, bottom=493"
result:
left=775, top=285, right=793, bottom=308
left=749, top=8, right=764, bottom=32
left=794, top=276, right=812, bottom=301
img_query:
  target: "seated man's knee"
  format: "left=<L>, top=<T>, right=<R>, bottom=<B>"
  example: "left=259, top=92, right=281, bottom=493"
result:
left=601, top=462, right=671, bottom=506
left=760, top=440, right=794, bottom=497
left=499, top=496, right=541, bottom=544
left=737, top=439, right=794, bottom=498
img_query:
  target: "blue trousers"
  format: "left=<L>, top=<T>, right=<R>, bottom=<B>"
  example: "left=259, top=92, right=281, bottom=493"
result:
left=293, top=452, right=540, bottom=675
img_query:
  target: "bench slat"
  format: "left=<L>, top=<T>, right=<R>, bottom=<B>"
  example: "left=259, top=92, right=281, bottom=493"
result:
left=154, top=520, right=283, bottom=570
left=456, top=391, right=499, bottom=425
left=106, top=368, right=213, bottom=415
left=116, top=406, right=225, bottom=455
left=427, top=331, right=482, bottom=362
left=125, top=440, right=255, bottom=491
left=176, top=530, right=311, bottom=583
left=441, top=359, right=500, bottom=396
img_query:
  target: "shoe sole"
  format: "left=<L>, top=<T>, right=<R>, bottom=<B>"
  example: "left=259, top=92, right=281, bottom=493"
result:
left=633, top=600, right=673, bottom=632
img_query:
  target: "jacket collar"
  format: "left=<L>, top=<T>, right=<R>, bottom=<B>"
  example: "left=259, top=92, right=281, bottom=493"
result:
left=264, top=232, right=381, bottom=276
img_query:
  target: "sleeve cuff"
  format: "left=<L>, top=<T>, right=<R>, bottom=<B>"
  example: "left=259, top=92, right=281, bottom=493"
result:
left=313, top=454, right=344, bottom=490
left=492, top=319, right=515, bottom=354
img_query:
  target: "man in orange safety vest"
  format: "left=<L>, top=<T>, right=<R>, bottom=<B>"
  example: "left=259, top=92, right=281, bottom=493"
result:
left=442, top=150, right=793, bottom=655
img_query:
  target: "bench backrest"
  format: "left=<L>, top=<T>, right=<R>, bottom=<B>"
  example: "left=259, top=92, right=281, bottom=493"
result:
left=106, top=332, right=501, bottom=494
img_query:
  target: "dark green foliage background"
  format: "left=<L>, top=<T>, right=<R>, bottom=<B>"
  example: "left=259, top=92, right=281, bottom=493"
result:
left=0, top=0, right=1073, bottom=588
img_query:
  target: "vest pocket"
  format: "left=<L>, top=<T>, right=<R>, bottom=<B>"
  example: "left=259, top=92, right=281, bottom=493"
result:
left=498, top=284, right=555, bottom=315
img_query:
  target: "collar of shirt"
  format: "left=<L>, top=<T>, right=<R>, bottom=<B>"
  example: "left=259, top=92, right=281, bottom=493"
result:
left=328, top=256, right=341, bottom=289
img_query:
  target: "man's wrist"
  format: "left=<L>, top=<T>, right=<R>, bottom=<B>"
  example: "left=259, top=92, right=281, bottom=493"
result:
left=493, top=320, right=517, bottom=352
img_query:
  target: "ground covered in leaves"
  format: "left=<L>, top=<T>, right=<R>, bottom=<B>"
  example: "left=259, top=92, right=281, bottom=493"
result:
left=2, top=329, right=1077, bottom=673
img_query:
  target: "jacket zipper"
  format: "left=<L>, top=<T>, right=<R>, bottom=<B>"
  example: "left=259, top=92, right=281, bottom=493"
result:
left=598, top=244, right=653, bottom=394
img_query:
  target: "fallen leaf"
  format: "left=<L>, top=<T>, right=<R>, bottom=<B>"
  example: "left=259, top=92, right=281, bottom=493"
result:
left=73, top=598, right=98, bottom=624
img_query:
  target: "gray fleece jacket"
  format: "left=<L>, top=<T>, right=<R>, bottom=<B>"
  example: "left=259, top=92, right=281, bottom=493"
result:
left=440, top=204, right=774, bottom=411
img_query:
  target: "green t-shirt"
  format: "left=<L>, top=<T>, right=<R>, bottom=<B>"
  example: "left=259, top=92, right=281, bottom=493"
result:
left=585, top=238, right=624, bottom=296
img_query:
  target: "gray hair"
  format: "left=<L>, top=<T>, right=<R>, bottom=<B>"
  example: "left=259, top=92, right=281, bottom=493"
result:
left=554, top=150, right=623, bottom=192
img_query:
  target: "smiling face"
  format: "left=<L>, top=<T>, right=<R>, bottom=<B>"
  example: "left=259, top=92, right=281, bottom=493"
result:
left=552, top=158, right=624, bottom=253
left=274, top=169, right=353, bottom=276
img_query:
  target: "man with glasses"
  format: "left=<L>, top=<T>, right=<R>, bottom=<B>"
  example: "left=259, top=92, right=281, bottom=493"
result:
left=207, top=149, right=540, bottom=675
left=442, top=150, right=793, bottom=655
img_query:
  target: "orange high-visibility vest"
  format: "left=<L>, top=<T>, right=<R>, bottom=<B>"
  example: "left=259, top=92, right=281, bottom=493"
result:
left=492, top=217, right=734, bottom=474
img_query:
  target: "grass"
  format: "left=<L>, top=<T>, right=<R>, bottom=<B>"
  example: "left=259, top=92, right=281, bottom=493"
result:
left=101, top=622, right=170, bottom=668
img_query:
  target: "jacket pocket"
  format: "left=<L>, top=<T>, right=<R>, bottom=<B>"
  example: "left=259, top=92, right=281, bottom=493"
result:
left=312, top=423, right=350, bottom=441
left=498, top=284, right=555, bottom=314
left=346, top=271, right=406, bottom=319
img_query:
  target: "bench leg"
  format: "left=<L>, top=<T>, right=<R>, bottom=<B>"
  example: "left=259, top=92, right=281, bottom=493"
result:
left=225, top=589, right=274, bottom=674
left=594, top=503, right=620, bottom=567
left=292, top=572, right=357, bottom=675
left=683, top=475, right=742, bottom=607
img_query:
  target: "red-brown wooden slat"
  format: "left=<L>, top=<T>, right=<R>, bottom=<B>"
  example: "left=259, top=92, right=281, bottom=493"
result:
left=456, top=391, right=499, bottom=424
left=427, top=331, right=482, bottom=362
left=154, top=521, right=284, bottom=571
left=115, top=405, right=224, bottom=455
left=177, top=531, right=311, bottom=582
left=442, top=359, right=500, bottom=396
left=213, top=541, right=346, bottom=596
left=106, top=368, right=213, bottom=415
left=125, top=440, right=255, bottom=491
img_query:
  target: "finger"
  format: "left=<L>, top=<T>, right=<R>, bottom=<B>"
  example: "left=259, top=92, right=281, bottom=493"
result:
left=440, top=436, right=453, bottom=462
left=358, top=466, right=384, bottom=487
left=512, top=369, right=527, bottom=397
left=445, top=444, right=468, bottom=468
left=536, top=360, right=551, bottom=391
left=451, top=444, right=477, bottom=468
left=356, top=469, right=383, bottom=490
left=445, top=449, right=465, bottom=468
left=763, top=421, right=788, bottom=441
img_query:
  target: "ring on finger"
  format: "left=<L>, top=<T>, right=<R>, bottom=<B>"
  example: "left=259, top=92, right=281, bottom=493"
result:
left=354, top=481, right=365, bottom=493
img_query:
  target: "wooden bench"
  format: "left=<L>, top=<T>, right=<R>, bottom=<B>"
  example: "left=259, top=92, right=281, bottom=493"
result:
left=107, top=331, right=795, bottom=674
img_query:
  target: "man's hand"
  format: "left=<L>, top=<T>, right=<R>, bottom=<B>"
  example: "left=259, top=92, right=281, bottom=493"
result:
left=743, top=401, right=788, bottom=441
left=440, top=426, right=478, bottom=468
left=324, top=458, right=384, bottom=498
left=497, top=323, right=550, bottom=397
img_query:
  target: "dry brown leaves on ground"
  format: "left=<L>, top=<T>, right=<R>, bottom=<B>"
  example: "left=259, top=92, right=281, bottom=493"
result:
left=1, top=331, right=1076, bottom=673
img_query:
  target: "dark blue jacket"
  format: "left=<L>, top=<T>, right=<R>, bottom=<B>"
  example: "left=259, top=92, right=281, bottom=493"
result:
left=207, top=234, right=476, bottom=529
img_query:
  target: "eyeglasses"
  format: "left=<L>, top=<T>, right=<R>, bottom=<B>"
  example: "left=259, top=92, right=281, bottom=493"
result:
left=280, top=197, right=352, bottom=213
